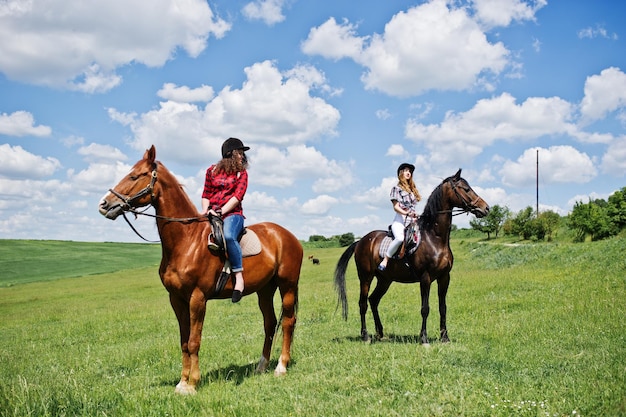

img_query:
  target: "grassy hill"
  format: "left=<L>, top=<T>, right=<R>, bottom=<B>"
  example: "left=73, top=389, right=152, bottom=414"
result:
left=0, top=237, right=624, bottom=416
left=0, top=239, right=161, bottom=287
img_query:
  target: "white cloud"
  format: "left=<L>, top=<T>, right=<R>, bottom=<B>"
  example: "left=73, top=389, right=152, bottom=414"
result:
left=301, top=17, right=367, bottom=61
left=406, top=93, right=576, bottom=165
left=0, top=111, right=51, bottom=137
left=68, top=161, right=133, bottom=191
left=77, top=143, right=127, bottom=163
left=580, top=67, right=626, bottom=123
left=601, top=135, right=626, bottom=176
left=111, top=61, right=341, bottom=165
left=499, top=146, right=596, bottom=187
left=0, top=0, right=231, bottom=92
left=577, top=25, right=618, bottom=40
left=472, top=0, right=547, bottom=28
left=302, top=1, right=509, bottom=97
left=61, top=135, right=85, bottom=147
left=157, top=83, right=215, bottom=103
left=353, top=177, right=397, bottom=210
left=376, top=109, right=391, bottom=120
left=252, top=144, right=353, bottom=192
left=386, top=144, right=407, bottom=157
left=300, top=194, right=338, bottom=215
left=242, top=0, right=286, bottom=26
left=0, top=144, right=61, bottom=179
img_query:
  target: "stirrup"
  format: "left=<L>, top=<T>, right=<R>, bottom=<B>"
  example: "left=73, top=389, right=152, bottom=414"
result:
left=208, top=234, right=221, bottom=251
left=215, top=270, right=230, bottom=293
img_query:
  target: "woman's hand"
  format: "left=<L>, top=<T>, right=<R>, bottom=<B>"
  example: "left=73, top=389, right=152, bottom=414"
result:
left=207, top=208, right=221, bottom=218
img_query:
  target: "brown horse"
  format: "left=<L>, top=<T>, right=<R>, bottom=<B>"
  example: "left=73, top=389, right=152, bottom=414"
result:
left=334, top=169, right=489, bottom=344
left=98, top=145, right=303, bottom=395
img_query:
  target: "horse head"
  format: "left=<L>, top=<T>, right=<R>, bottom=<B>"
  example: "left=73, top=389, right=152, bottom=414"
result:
left=445, top=169, right=490, bottom=218
left=99, top=145, right=158, bottom=220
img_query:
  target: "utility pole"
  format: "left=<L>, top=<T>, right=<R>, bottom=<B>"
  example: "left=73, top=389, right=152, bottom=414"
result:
left=536, top=149, right=539, bottom=218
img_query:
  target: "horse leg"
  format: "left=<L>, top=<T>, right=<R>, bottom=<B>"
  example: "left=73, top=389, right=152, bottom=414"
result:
left=275, top=283, right=298, bottom=376
left=255, top=284, right=278, bottom=374
left=369, top=279, right=392, bottom=340
left=172, top=288, right=206, bottom=395
left=358, top=280, right=372, bottom=342
left=169, top=294, right=192, bottom=394
left=419, top=280, right=431, bottom=345
left=438, top=274, right=451, bottom=343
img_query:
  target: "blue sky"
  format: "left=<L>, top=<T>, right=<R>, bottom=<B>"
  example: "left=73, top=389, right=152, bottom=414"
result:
left=1, top=0, right=625, bottom=242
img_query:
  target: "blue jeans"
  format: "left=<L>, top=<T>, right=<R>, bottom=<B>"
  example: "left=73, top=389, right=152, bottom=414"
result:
left=223, top=214, right=244, bottom=272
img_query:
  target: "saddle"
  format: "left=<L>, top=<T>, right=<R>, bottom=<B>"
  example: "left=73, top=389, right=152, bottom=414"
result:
left=378, top=221, right=421, bottom=260
left=208, top=215, right=262, bottom=293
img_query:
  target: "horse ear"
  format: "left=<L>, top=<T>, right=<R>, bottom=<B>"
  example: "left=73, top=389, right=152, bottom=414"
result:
left=144, top=145, right=156, bottom=164
left=454, top=168, right=462, bottom=179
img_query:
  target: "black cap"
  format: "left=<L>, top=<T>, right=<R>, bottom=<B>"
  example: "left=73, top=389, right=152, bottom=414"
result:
left=221, top=137, right=250, bottom=158
left=397, top=163, right=415, bottom=176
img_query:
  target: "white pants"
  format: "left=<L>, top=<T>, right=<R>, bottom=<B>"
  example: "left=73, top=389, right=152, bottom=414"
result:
left=386, top=220, right=405, bottom=258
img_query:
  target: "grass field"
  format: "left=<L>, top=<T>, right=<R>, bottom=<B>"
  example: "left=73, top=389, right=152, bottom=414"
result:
left=0, top=237, right=624, bottom=416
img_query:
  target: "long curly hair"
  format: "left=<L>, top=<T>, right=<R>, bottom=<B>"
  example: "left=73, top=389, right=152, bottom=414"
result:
left=213, top=149, right=249, bottom=175
left=397, top=172, right=421, bottom=202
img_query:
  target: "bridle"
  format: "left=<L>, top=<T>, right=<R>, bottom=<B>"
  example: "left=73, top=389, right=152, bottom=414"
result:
left=443, top=177, right=482, bottom=216
left=108, top=165, right=209, bottom=242
left=108, top=169, right=158, bottom=211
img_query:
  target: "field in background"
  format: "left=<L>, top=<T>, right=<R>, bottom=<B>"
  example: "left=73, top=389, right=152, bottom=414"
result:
left=0, top=239, right=161, bottom=287
left=1, top=237, right=624, bottom=416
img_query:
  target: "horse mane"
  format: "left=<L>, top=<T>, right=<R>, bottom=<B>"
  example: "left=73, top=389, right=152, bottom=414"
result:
left=418, top=179, right=446, bottom=231
left=155, top=161, right=199, bottom=216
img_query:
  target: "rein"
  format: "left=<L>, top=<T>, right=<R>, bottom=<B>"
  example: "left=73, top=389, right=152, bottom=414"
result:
left=110, top=167, right=209, bottom=242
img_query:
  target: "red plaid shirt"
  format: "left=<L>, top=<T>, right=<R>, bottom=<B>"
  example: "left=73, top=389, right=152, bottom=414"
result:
left=202, top=165, right=248, bottom=218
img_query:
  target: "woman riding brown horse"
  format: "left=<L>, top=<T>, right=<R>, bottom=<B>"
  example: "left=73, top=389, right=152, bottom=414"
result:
left=98, top=145, right=303, bottom=394
left=334, top=169, right=489, bottom=344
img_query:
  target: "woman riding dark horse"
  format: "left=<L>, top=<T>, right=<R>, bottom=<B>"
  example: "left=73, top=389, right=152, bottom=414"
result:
left=99, top=145, right=303, bottom=394
left=334, top=169, right=489, bottom=344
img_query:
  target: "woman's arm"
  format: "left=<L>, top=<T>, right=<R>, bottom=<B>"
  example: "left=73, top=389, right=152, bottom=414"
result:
left=220, top=196, right=240, bottom=215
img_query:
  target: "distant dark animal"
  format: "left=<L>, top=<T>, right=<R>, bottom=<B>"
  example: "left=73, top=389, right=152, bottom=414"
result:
left=334, top=169, right=489, bottom=344
left=99, top=145, right=303, bottom=394
left=308, top=255, right=320, bottom=265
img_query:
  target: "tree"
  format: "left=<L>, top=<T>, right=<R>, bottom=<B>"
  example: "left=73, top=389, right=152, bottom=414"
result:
left=509, top=206, right=535, bottom=240
left=536, top=210, right=561, bottom=241
left=470, top=204, right=509, bottom=239
left=607, top=187, right=626, bottom=230
left=569, top=199, right=615, bottom=242
left=338, top=233, right=355, bottom=247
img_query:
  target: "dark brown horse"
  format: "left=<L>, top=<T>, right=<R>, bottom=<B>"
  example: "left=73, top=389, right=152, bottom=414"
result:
left=98, top=145, right=303, bottom=394
left=334, top=169, right=489, bottom=344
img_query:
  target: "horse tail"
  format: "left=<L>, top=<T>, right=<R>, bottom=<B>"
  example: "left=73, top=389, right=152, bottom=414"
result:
left=334, top=241, right=357, bottom=321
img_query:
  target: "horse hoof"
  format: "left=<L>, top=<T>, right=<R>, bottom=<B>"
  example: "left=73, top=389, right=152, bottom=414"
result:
left=256, top=356, right=269, bottom=374
left=274, top=363, right=287, bottom=376
left=175, top=382, right=197, bottom=395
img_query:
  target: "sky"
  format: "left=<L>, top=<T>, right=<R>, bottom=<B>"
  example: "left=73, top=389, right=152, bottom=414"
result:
left=1, top=0, right=625, bottom=243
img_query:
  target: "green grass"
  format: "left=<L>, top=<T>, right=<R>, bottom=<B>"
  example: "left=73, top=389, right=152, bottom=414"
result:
left=1, top=238, right=625, bottom=416
left=0, top=239, right=161, bottom=287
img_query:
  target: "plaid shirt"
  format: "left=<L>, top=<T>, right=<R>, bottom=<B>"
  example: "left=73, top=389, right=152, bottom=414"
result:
left=202, top=165, right=248, bottom=218
left=390, top=185, right=418, bottom=212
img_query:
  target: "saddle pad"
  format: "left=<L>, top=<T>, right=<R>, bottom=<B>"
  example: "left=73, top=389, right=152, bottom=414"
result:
left=379, top=236, right=400, bottom=260
left=241, top=229, right=261, bottom=257
left=378, top=232, right=421, bottom=260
